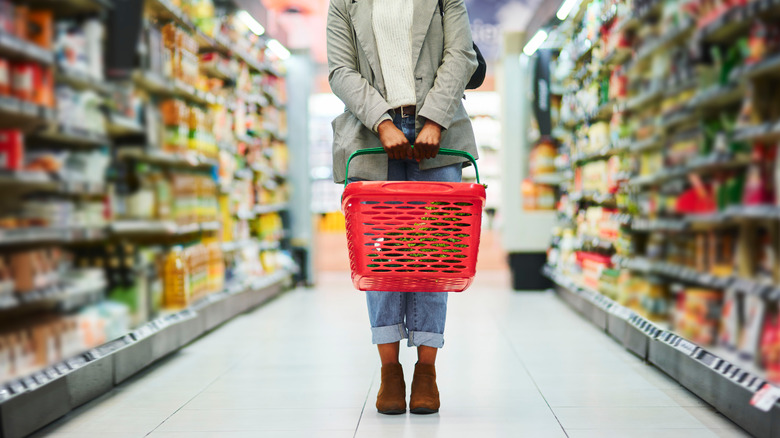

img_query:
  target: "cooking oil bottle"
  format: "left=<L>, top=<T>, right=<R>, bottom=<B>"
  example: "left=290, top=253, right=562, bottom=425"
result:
left=164, top=246, right=191, bottom=309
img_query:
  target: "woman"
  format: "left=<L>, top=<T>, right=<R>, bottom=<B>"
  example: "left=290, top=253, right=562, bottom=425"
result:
left=326, top=0, right=478, bottom=415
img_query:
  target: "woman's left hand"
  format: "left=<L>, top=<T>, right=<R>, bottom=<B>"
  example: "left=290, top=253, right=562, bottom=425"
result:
left=414, top=120, right=442, bottom=161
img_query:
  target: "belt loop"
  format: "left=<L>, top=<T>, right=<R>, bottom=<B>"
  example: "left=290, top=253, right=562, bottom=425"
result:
left=400, top=106, right=406, bottom=118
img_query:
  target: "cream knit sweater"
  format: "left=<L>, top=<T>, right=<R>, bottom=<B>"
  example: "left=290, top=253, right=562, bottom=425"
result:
left=372, top=0, right=416, bottom=110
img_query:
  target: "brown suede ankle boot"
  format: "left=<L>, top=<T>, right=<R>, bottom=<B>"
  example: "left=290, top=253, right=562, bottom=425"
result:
left=376, top=363, right=406, bottom=415
left=410, top=362, right=440, bottom=414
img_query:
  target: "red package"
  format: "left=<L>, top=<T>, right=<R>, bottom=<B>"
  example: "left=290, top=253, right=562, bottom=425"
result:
left=0, top=130, right=24, bottom=170
left=11, top=62, right=34, bottom=101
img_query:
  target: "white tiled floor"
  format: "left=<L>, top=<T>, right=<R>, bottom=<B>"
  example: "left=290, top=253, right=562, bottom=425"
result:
left=33, top=271, right=750, bottom=438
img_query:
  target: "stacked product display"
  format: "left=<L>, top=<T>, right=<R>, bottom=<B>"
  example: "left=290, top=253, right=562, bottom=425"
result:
left=536, top=0, right=780, bottom=431
left=0, top=2, right=294, bottom=436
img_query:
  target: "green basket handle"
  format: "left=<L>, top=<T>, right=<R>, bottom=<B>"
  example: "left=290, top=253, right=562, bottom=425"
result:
left=344, top=147, right=480, bottom=188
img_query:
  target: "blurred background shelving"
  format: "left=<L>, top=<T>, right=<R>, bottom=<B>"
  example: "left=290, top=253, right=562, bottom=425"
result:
left=0, top=0, right=297, bottom=427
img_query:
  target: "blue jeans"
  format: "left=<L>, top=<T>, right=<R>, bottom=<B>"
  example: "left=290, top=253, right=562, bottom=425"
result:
left=360, top=112, right=462, bottom=348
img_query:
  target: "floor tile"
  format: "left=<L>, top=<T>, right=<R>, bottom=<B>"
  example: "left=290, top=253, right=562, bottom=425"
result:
left=553, top=406, right=711, bottom=429
left=156, top=408, right=361, bottom=432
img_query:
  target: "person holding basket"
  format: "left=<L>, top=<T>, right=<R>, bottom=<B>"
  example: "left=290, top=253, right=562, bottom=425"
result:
left=327, top=0, right=480, bottom=415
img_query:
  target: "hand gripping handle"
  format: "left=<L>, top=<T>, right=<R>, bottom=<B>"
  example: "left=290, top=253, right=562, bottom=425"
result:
left=344, top=147, right=480, bottom=188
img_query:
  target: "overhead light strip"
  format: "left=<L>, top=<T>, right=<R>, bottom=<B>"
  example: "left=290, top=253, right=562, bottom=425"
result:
left=556, top=0, right=579, bottom=20
left=267, top=39, right=291, bottom=60
left=237, top=10, right=265, bottom=36
left=523, top=30, right=548, bottom=56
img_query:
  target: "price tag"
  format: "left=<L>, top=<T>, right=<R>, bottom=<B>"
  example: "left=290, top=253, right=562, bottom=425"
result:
left=7, top=380, right=24, bottom=395
left=0, top=386, right=10, bottom=402
left=133, top=325, right=154, bottom=340
left=32, top=371, right=49, bottom=385
left=675, top=339, right=698, bottom=356
left=751, top=384, right=780, bottom=412
left=610, top=305, right=633, bottom=320
left=21, top=376, right=36, bottom=389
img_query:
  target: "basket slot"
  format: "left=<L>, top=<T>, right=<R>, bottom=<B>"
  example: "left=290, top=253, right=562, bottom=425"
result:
left=361, top=201, right=381, bottom=204
left=384, top=201, right=404, bottom=204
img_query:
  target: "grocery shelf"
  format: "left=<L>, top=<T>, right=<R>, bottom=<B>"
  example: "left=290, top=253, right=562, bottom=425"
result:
left=734, top=120, right=780, bottom=143
left=689, top=83, right=744, bottom=110
left=0, top=172, right=105, bottom=196
left=0, top=226, right=106, bottom=247
left=31, top=125, right=111, bottom=148
left=55, top=70, right=113, bottom=95
left=532, top=172, right=571, bottom=186
left=0, top=32, right=54, bottom=65
left=543, top=266, right=780, bottom=438
left=662, top=109, right=698, bottom=129
left=110, top=220, right=219, bottom=236
left=699, top=0, right=780, bottom=44
left=25, top=0, right=112, bottom=15
left=632, top=22, right=694, bottom=68
left=614, top=255, right=778, bottom=296
left=603, top=46, right=632, bottom=67
left=572, top=140, right=630, bottom=164
left=106, top=113, right=145, bottom=137
left=254, top=202, right=289, bottom=215
left=116, top=148, right=218, bottom=169
left=0, top=269, right=292, bottom=438
left=201, top=63, right=235, bottom=82
left=630, top=135, right=665, bottom=153
left=626, top=86, right=664, bottom=111
left=0, top=96, right=54, bottom=130
left=735, top=52, right=780, bottom=81
left=627, top=154, right=752, bottom=187
left=0, top=278, right=107, bottom=312
left=222, top=239, right=280, bottom=252
left=132, top=70, right=224, bottom=106
left=569, top=191, right=616, bottom=205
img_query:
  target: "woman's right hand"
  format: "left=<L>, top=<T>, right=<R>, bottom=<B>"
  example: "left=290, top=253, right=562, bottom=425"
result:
left=377, top=120, right=413, bottom=160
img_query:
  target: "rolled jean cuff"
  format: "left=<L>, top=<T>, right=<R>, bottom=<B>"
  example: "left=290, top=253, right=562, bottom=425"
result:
left=408, top=331, right=445, bottom=348
left=371, top=323, right=407, bottom=344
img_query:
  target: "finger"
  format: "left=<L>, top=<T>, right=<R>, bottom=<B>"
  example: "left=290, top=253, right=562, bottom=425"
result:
left=413, top=146, right=422, bottom=161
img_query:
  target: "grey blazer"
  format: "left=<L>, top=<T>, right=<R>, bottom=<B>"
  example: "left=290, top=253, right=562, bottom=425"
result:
left=327, top=0, right=479, bottom=183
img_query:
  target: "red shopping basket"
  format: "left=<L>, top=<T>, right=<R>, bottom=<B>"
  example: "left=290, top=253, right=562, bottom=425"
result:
left=342, top=148, right=486, bottom=293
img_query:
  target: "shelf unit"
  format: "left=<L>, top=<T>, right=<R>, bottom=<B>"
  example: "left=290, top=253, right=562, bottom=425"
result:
left=531, top=0, right=780, bottom=432
left=0, top=0, right=295, bottom=436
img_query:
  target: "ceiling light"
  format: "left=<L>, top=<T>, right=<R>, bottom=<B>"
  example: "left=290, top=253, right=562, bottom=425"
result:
left=238, top=10, right=265, bottom=36
left=556, top=0, right=579, bottom=20
left=523, top=30, right=548, bottom=56
left=267, top=39, right=291, bottom=60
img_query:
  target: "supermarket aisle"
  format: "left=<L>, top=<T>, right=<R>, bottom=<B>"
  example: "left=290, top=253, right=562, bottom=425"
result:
left=34, top=271, right=748, bottom=438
